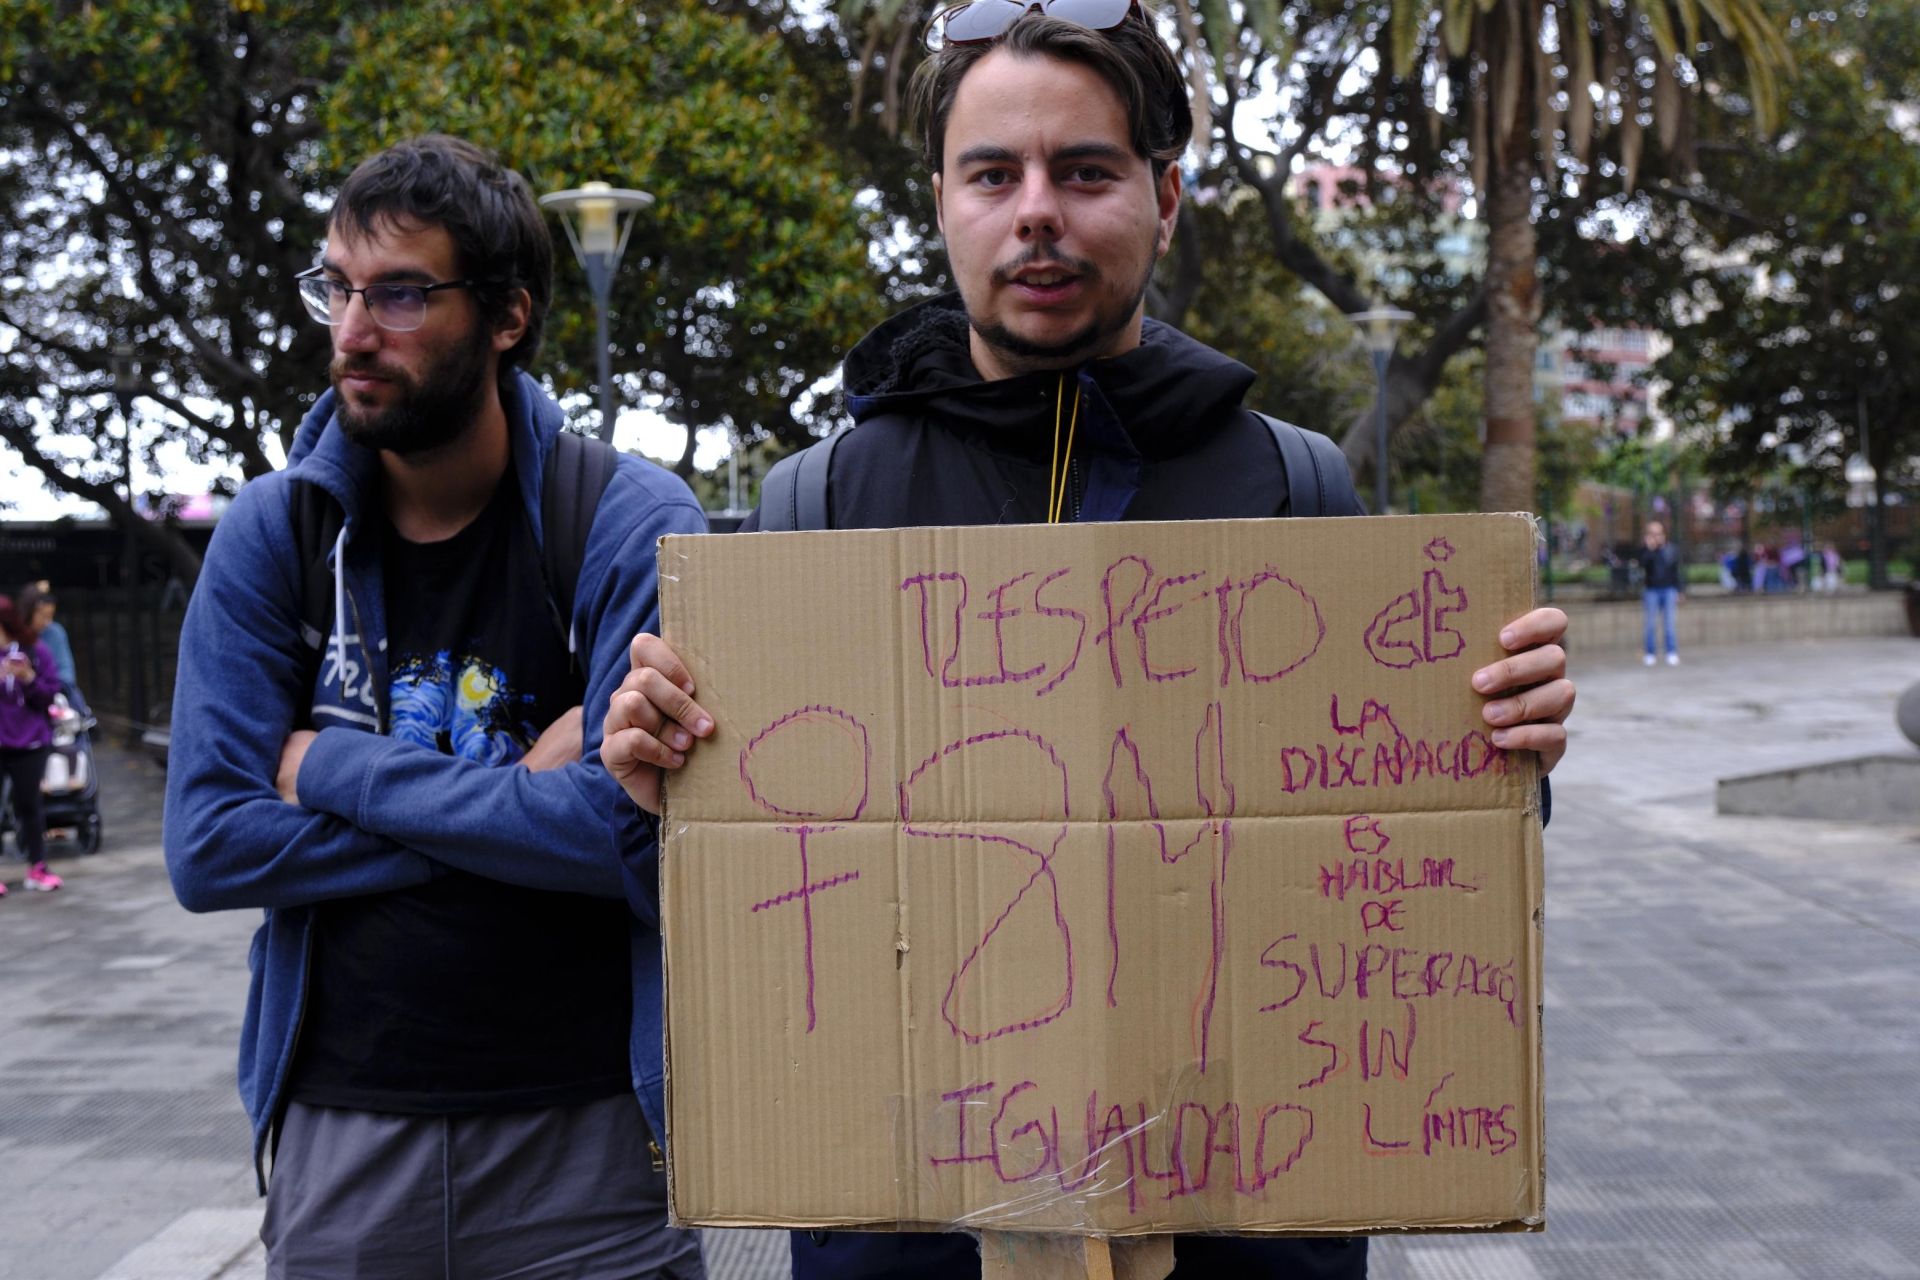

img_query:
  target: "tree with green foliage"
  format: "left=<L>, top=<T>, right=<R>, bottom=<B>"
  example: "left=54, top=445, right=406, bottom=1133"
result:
left=0, top=0, right=355, bottom=579
left=719, top=0, right=949, bottom=325
left=1, top=0, right=886, bottom=571
left=1168, top=190, right=1371, bottom=430
left=823, top=0, right=1487, bottom=501
left=1208, top=0, right=1790, bottom=513
left=1169, top=181, right=1535, bottom=516
left=820, top=0, right=1792, bottom=516
left=322, top=0, right=886, bottom=476
left=1649, top=0, right=1920, bottom=587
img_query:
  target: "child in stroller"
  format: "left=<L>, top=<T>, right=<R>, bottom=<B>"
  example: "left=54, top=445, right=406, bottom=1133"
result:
left=40, top=692, right=103, bottom=853
left=1, top=692, right=102, bottom=858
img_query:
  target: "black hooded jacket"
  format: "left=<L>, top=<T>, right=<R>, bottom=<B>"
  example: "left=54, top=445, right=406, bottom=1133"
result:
left=757, top=296, right=1372, bottom=1280
left=744, top=293, right=1359, bottom=530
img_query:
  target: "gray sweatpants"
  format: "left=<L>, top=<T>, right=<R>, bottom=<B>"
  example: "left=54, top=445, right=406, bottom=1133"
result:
left=263, top=1093, right=706, bottom=1280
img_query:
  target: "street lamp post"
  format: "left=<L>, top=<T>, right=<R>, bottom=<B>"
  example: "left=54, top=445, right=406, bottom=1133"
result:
left=1348, top=307, right=1413, bottom=514
left=539, top=181, right=654, bottom=443
left=1857, top=387, right=1886, bottom=589
left=110, top=344, right=144, bottom=733
left=1781, top=441, right=1817, bottom=593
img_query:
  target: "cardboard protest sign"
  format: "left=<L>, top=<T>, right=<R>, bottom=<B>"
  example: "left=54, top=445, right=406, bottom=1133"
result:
left=659, top=514, right=1544, bottom=1236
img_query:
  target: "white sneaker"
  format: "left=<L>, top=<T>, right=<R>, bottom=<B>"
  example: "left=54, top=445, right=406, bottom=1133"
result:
left=1666, top=653, right=1681, bottom=666
left=1643, top=654, right=1656, bottom=666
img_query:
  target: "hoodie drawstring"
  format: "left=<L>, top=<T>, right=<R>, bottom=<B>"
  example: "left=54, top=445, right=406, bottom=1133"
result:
left=330, top=525, right=350, bottom=689
left=1047, top=374, right=1081, bottom=524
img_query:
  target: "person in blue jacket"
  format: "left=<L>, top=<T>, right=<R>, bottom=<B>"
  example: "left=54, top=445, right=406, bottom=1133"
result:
left=601, top=5, right=1576, bottom=1279
left=163, top=135, right=709, bottom=1279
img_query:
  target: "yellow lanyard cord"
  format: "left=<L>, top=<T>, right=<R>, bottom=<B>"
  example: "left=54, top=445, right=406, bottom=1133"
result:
left=1047, top=374, right=1081, bottom=524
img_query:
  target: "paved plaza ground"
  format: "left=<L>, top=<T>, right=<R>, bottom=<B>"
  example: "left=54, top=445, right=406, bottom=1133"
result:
left=2, top=634, right=1915, bottom=1280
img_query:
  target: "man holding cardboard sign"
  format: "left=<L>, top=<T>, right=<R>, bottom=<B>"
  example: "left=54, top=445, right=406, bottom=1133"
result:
left=608, top=3, right=1572, bottom=1277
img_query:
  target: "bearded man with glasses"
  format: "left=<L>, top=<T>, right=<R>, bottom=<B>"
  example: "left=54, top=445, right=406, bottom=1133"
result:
left=164, top=134, right=710, bottom=1279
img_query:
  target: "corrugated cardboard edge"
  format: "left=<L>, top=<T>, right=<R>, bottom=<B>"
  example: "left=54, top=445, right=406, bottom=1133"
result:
left=656, top=515, right=1550, bottom=1235
left=658, top=532, right=696, bottom=1229
left=675, top=1216, right=1539, bottom=1237
left=1516, top=510, right=1547, bottom=1233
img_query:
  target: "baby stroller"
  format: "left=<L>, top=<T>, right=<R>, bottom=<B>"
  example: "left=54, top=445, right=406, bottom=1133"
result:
left=45, top=693, right=103, bottom=853
left=2, top=693, right=102, bottom=857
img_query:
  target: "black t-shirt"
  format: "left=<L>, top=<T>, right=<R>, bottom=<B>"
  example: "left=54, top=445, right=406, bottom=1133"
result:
left=288, top=476, right=632, bottom=1114
left=1639, top=543, right=1682, bottom=590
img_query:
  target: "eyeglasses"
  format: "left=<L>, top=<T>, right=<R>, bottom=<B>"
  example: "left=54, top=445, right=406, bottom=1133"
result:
left=929, top=0, right=1137, bottom=49
left=296, top=267, right=480, bottom=333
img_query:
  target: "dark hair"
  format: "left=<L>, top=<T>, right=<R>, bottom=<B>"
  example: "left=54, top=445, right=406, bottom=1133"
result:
left=331, top=135, right=553, bottom=378
left=909, top=7, right=1192, bottom=181
left=16, top=581, right=53, bottom=624
left=0, top=595, right=36, bottom=647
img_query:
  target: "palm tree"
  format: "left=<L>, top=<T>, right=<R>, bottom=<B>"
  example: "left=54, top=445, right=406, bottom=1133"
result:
left=835, top=0, right=935, bottom=137
left=827, top=0, right=1792, bottom=515
left=1377, top=0, right=1791, bottom=511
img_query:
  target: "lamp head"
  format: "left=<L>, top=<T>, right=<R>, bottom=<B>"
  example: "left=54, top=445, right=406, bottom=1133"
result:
left=1348, top=307, right=1414, bottom=357
left=540, top=182, right=654, bottom=267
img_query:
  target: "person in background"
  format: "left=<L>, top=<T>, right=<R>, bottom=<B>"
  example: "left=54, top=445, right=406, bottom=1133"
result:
left=18, top=582, right=88, bottom=719
left=0, top=594, right=66, bottom=895
left=1818, top=543, right=1845, bottom=592
left=1779, top=538, right=1807, bottom=590
left=1638, top=520, right=1683, bottom=665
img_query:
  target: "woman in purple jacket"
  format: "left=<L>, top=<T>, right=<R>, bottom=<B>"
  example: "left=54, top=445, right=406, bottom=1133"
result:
left=0, top=595, right=64, bottom=896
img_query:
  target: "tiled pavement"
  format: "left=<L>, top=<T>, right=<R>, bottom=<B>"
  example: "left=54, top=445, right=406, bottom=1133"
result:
left=2, top=635, right=1914, bottom=1279
left=1373, top=634, right=1920, bottom=1280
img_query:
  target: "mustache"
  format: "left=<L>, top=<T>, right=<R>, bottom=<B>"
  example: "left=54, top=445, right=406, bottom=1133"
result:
left=991, top=246, right=1099, bottom=286
left=331, top=355, right=400, bottom=382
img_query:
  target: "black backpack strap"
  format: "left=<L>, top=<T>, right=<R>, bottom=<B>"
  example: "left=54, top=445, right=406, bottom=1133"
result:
left=540, top=430, right=621, bottom=666
left=1308, top=428, right=1366, bottom=515
left=1254, top=412, right=1365, bottom=517
left=757, top=430, right=843, bottom=532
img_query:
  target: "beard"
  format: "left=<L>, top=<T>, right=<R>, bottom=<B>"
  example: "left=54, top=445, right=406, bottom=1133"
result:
left=331, top=325, right=493, bottom=456
left=966, top=236, right=1159, bottom=374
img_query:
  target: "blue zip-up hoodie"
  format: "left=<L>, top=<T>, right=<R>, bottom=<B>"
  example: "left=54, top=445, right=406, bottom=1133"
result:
left=162, top=371, right=707, bottom=1189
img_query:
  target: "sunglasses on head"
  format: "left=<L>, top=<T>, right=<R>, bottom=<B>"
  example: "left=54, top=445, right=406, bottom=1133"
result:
left=929, top=0, right=1138, bottom=49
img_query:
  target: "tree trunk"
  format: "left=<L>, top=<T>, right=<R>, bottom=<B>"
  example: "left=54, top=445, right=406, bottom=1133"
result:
left=1478, top=154, right=1540, bottom=514
left=1167, top=0, right=1214, bottom=158
left=0, top=413, right=203, bottom=584
left=139, top=519, right=207, bottom=589
left=1868, top=466, right=1888, bottom=590
left=1671, top=481, right=1688, bottom=576
left=1147, top=204, right=1205, bottom=327
left=1336, top=290, right=1490, bottom=477
left=1338, top=356, right=1440, bottom=476
left=1740, top=497, right=1752, bottom=584
left=673, top=420, right=699, bottom=479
